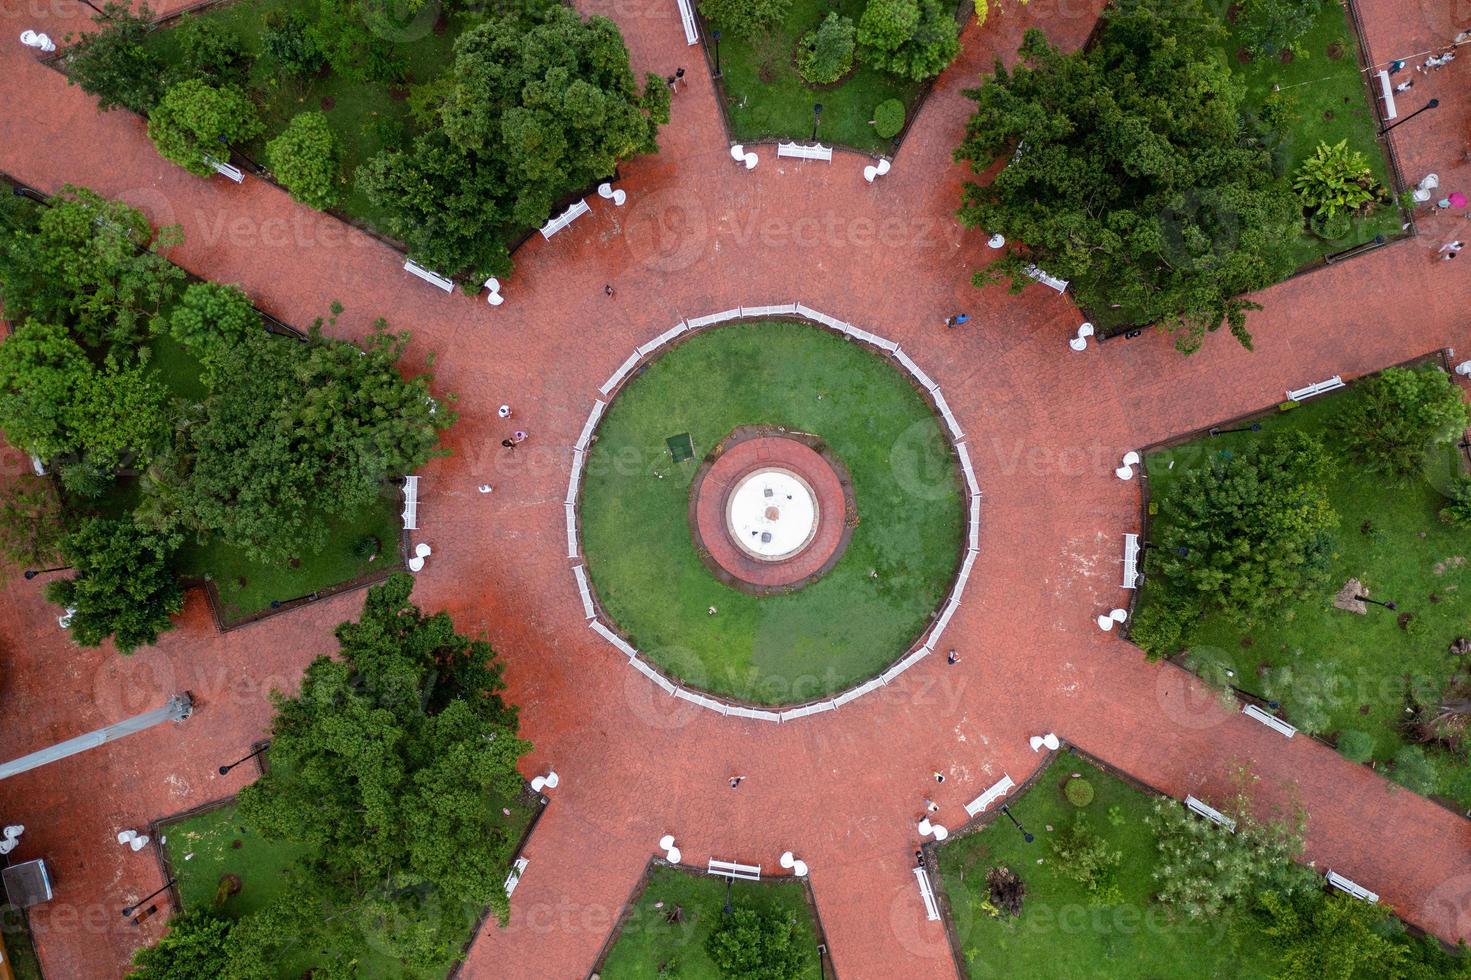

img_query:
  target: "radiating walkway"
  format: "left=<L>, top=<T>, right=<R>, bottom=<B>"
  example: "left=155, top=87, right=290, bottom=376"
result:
left=0, top=0, right=1468, bottom=976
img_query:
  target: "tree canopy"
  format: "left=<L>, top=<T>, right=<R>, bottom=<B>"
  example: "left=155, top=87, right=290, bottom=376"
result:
left=955, top=0, right=1300, bottom=352
left=46, top=517, right=183, bottom=652
left=1337, top=367, right=1469, bottom=482
left=0, top=185, right=182, bottom=353
left=146, top=79, right=264, bottom=177
left=235, top=574, right=530, bottom=954
left=62, top=1, right=167, bottom=113
left=359, top=5, right=669, bottom=282
left=1151, top=431, right=1337, bottom=624
left=856, top=0, right=959, bottom=82
left=705, top=907, right=808, bottom=980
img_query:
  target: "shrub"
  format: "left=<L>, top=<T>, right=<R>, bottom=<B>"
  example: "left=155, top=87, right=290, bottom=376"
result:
left=1335, top=729, right=1375, bottom=764
left=261, top=12, right=325, bottom=79
left=873, top=98, right=905, bottom=139
left=1262, top=661, right=1342, bottom=737
left=698, top=0, right=792, bottom=39
left=1307, top=208, right=1352, bottom=242
left=174, top=13, right=247, bottom=84
left=1238, top=0, right=1326, bottom=56
left=704, top=907, right=806, bottom=979
left=985, top=866, right=1024, bottom=916
left=168, top=282, right=259, bottom=362
left=62, top=1, right=166, bottom=112
left=1064, top=777, right=1095, bottom=808
left=1050, top=816, right=1122, bottom=904
left=975, top=0, right=987, bottom=25
left=857, top=0, right=959, bottom=81
left=1337, top=367, right=1469, bottom=483
left=1128, top=596, right=1191, bottom=657
left=268, top=112, right=343, bottom=210
left=311, top=0, right=407, bottom=82
left=1293, top=140, right=1381, bottom=220
left=353, top=534, right=382, bottom=560
left=147, top=79, right=263, bottom=177
left=797, top=13, right=856, bottom=85
left=1389, top=745, right=1436, bottom=796
left=1440, top=475, right=1471, bottom=526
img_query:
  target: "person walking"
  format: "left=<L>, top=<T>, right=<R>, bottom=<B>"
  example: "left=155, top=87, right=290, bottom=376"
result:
left=924, top=798, right=940, bottom=813
left=498, top=404, right=512, bottom=419
left=604, top=283, right=615, bottom=297
left=932, top=771, right=945, bottom=784
left=675, top=67, right=686, bottom=88
left=1440, top=240, right=1464, bottom=260
left=1389, top=58, right=1407, bottom=74
left=512, top=430, right=528, bottom=444
left=501, top=438, right=516, bottom=451
left=667, top=75, right=678, bottom=93
left=1394, top=78, right=1414, bottom=93
left=944, top=313, right=971, bottom=329
left=946, top=650, right=960, bottom=665
left=729, top=775, right=746, bottom=788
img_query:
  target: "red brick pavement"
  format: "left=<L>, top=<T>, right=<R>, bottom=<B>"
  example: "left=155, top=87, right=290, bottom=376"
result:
left=0, top=0, right=1470, bottom=978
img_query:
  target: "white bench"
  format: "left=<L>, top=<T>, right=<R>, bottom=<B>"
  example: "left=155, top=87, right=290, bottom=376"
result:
left=777, top=142, right=833, bottom=162
left=964, top=773, right=1015, bottom=817
left=1022, top=263, right=1068, bottom=293
left=503, top=857, right=529, bottom=897
left=674, top=0, right=698, bottom=44
left=1326, top=870, right=1378, bottom=904
left=540, top=198, right=590, bottom=239
left=708, top=858, right=761, bottom=881
left=1123, top=533, right=1140, bottom=589
left=403, top=260, right=453, bottom=292
left=1184, top=795, right=1237, bottom=833
left=913, top=866, right=941, bottom=921
left=1286, top=375, right=1345, bottom=402
left=1243, top=703, right=1296, bottom=738
left=203, top=155, right=244, bottom=184
left=401, top=475, right=419, bottom=531
left=1375, top=70, right=1398, bottom=121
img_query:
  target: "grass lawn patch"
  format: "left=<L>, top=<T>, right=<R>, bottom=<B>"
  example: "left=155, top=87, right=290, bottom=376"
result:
left=1137, top=371, right=1471, bottom=805
left=597, top=864, right=824, bottom=979
left=937, top=755, right=1282, bottom=978
left=708, top=0, right=930, bottom=153
left=160, top=791, right=536, bottom=979
left=0, top=908, right=44, bottom=980
left=579, top=321, right=963, bottom=704
left=139, top=0, right=474, bottom=230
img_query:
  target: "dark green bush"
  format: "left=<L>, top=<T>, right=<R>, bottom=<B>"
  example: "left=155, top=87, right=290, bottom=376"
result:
left=1439, top=475, right=1471, bottom=526
left=873, top=98, right=904, bottom=139
left=267, top=112, right=343, bottom=210
left=174, top=13, right=247, bottom=84
left=1127, top=597, right=1191, bottom=657
left=261, top=12, right=325, bottom=79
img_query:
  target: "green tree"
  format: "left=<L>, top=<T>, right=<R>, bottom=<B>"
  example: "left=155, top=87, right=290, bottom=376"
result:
left=1440, top=474, right=1471, bottom=526
left=0, top=320, right=93, bottom=460
left=1050, top=815, right=1123, bottom=904
left=1237, top=0, right=1327, bottom=57
left=1257, top=890, right=1407, bottom=980
left=0, top=474, right=66, bottom=571
left=798, top=13, right=856, bottom=85
left=1149, top=796, right=1310, bottom=921
left=168, top=282, right=260, bottom=365
left=1337, top=367, right=1469, bottom=482
left=0, top=186, right=184, bottom=352
left=156, top=318, right=448, bottom=561
left=267, top=111, right=343, bottom=210
left=46, top=518, right=182, bottom=652
left=1389, top=745, right=1436, bottom=796
left=1261, top=660, right=1343, bottom=737
left=361, top=7, right=669, bottom=282
left=73, top=364, right=173, bottom=470
left=236, top=574, right=530, bottom=934
left=126, top=911, right=235, bottom=980
left=1335, top=729, right=1375, bottom=763
left=310, top=0, right=407, bottom=83
left=704, top=907, right=807, bottom=980
left=260, top=12, right=325, bottom=79
left=857, top=0, right=959, bottom=82
left=62, top=2, right=166, bottom=112
left=698, top=0, right=791, bottom=39
left=147, top=79, right=263, bottom=177
left=1153, top=432, right=1337, bottom=623
left=172, top=12, right=249, bottom=85
left=955, top=0, right=1300, bottom=353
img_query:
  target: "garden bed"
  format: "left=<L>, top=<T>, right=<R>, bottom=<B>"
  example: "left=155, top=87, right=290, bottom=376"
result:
left=934, top=751, right=1464, bottom=978
left=156, top=788, right=539, bottom=979
left=1134, top=362, right=1471, bottom=807
left=594, top=862, right=828, bottom=979
left=1085, top=0, right=1406, bottom=333
left=702, top=0, right=951, bottom=153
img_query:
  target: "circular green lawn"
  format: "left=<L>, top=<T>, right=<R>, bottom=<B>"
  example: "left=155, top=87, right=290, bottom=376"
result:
left=579, top=320, right=964, bottom=705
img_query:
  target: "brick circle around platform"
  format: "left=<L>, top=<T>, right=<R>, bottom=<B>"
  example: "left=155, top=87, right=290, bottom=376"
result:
left=688, top=426, right=856, bottom=595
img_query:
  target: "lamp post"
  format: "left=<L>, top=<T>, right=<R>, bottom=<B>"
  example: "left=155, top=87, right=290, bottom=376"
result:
left=712, top=29, right=722, bottom=78
left=998, top=803, right=1034, bottom=843
left=79, top=0, right=106, bottom=14
left=1381, top=98, right=1439, bottom=135
left=1354, top=594, right=1397, bottom=611
left=23, top=565, right=69, bottom=580
left=811, top=103, right=823, bottom=142
left=122, top=878, right=175, bottom=918
left=1208, top=423, right=1262, bottom=436
left=218, top=742, right=270, bottom=775
left=723, top=877, right=733, bottom=915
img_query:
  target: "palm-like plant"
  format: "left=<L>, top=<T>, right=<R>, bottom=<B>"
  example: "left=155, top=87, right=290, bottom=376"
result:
left=1292, top=140, right=1381, bottom=219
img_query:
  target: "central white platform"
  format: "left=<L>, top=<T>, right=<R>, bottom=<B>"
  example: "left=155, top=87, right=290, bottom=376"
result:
left=725, top=467, right=819, bottom=561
